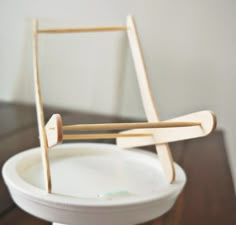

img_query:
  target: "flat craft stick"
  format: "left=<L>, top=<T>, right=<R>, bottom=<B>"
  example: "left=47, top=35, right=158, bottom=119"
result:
left=63, top=121, right=201, bottom=131
left=116, top=111, right=217, bottom=148
left=45, top=114, right=63, bottom=148
left=127, top=15, right=175, bottom=183
left=38, top=26, right=127, bottom=34
left=33, top=20, right=51, bottom=193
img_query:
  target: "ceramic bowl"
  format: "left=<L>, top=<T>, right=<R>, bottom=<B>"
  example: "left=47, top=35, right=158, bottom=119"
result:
left=2, top=143, right=186, bottom=225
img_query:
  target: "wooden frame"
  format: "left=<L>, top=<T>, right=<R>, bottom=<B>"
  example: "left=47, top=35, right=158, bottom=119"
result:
left=32, top=16, right=216, bottom=193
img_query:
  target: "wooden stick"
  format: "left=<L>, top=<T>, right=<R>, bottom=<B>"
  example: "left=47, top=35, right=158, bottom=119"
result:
left=45, top=111, right=215, bottom=148
left=117, top=110, right=217, bottom=148
left=38, top=26, right=127, bottom=34
left=63, top=121, right=201, bottom=131
left=63, top=133, right=152, bottom=140
left=33, top=19, right=51, bottom=193
left=127, top=15, right=175, bottom=183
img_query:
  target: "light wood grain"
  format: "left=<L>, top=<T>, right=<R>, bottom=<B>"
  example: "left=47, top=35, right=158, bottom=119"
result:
left=117, top=111, right=217, bottom=148
left=45, top=114, right=63, bottom=148
left=126, top=15, right=175, bottom=183
left=33, top=20, right=51, bottom=193
left=46, top=114, right=200, bottom=147
left=38, top=26, right=127, bottom=34
left=63, top=121, right=201, bottom=131
left=63, top=133, right=152, bottom=141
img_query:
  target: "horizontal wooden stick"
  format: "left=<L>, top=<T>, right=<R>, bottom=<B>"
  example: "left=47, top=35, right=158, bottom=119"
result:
left=63, top=121, right=201, bottom=131
left=116, top=110, right=217, bottom=148
left=63, top=132, right=152, bottom=140
left=38, top=26, right=127, bottom=34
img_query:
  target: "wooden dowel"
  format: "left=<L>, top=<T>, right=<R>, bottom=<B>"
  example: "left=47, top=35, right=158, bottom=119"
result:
left=33, top=20, right=51, bottom=193
left=63, top=133, right=152, bottom=140
left=63, top=121, right=201, bottom=131
left=38, top=26, right=127, bottom=34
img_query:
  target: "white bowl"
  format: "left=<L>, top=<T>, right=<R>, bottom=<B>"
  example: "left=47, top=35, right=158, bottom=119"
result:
left=2, top=143, right=186, bottom=225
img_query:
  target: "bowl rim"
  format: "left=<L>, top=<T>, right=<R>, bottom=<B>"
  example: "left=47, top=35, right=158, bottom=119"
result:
left=2, top=142, right=186, bottom=209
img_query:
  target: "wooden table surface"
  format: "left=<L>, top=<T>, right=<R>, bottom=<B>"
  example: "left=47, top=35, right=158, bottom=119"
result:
left=0, top=102, right=236, bottom=225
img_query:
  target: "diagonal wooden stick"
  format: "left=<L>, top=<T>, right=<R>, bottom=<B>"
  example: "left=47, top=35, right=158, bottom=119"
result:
left=126, top=15, right=175, bottom=183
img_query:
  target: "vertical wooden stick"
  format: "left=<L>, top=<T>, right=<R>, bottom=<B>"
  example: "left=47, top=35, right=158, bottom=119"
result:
left=33, top=19, right=51, bottom=193
left=126, top=15, right=175, bottom=183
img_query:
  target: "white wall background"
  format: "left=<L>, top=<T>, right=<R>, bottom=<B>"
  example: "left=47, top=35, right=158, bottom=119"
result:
left=0, top=0, right=235, bottom=190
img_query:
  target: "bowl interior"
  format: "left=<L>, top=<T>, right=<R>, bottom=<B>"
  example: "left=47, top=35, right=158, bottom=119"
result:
left=18, top=144, right=172, bottom=199
left=4, top=143, right=186, bottom=206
